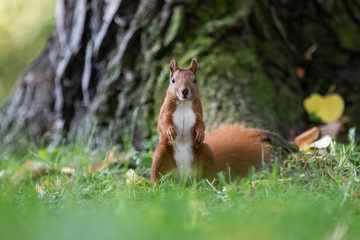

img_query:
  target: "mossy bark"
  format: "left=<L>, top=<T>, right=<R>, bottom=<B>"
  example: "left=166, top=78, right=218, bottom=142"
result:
left=1, top=0, right=359, bottom=152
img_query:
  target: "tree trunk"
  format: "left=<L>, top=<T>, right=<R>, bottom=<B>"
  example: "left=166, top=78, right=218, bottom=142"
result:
left=1, top=0, right=360, bottom=153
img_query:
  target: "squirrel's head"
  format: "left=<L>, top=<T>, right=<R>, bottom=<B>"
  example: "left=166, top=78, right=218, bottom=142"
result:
left=167, top=58, right=198, bottom=101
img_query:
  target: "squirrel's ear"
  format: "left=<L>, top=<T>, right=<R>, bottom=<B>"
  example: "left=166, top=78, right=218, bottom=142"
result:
left=169, top=59, right=178, bottom=77
left=189, top=58, right=198, bottom=74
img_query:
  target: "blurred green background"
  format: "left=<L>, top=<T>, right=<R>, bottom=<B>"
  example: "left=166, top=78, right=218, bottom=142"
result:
left=0, top=0, right=55, bottom=103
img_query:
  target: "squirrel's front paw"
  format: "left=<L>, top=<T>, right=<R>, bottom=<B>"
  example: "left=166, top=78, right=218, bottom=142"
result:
left=195, top=130, right=205, bottom=148
left=166, top=126, right=177, bottom=141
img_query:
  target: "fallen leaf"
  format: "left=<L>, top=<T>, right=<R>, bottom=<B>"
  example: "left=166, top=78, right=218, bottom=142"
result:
left=316, top=94, right=344, bottom=123
left=88, top=147, right=119, bottom=176
left=295, top=67, right=306, bottom=79
left=35, top=184, right=45, bottom=194
left=304, top=93, right=323, bottom=114
left=61, top=167, right=75, bottom=176
left=310, top=135, right=332, bottom=149
left=294, top=127, right=320, bottom=151
left=304, top=93, right=345, bottom=123
left=125, top=169, right=151, bottom=186
left=13, top=160, right=53, bottom=184
left=126, top=169, right=141, bottom=185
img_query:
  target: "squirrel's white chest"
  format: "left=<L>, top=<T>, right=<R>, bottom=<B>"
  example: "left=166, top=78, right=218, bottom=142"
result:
left=172, top=101, right=196, bottom=176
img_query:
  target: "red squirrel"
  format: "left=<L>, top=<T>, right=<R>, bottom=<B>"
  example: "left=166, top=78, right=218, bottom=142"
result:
left=150, top=58, right=276, bottom=184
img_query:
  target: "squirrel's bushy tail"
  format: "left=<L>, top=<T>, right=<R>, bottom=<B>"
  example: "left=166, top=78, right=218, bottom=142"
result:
left=204, top=124, right=274, bottom=177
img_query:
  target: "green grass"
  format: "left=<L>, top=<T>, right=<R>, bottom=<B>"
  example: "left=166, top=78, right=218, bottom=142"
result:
left=1, top=132, right=360, bottom=240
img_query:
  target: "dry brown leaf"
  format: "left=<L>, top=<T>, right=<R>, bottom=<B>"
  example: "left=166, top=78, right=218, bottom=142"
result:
left=295, top=67, right=306, bottom=79
left=88, top=147, right=119, bottom=176
left=294, top=127, right=320, bottom=151
left=13, top=160, right=53, bottom=184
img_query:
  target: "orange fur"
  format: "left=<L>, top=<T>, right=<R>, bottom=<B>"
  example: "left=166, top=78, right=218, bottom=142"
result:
left=204, top=124, right=272, bottom=177
left=150, top=142, right=177, bottom=183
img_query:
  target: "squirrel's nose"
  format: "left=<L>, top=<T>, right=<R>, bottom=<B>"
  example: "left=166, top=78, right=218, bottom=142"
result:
left=182, top=88, right=189, bottom=95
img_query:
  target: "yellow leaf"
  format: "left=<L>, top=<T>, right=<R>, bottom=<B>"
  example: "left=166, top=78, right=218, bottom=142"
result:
left=303, top=93, right=345, bottom=123
left=319, top=94, right=345, bottom=123
left=304, top=93, right=323, bottom=114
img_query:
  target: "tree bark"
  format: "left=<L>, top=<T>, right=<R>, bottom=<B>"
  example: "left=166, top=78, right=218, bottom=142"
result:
left=1, top=0, right=360, bottom=153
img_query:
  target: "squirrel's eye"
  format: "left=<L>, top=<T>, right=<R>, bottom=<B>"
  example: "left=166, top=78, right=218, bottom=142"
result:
left=194, top=78, right=197, bottom=84
left=171, top=78, right=175, bottom=83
